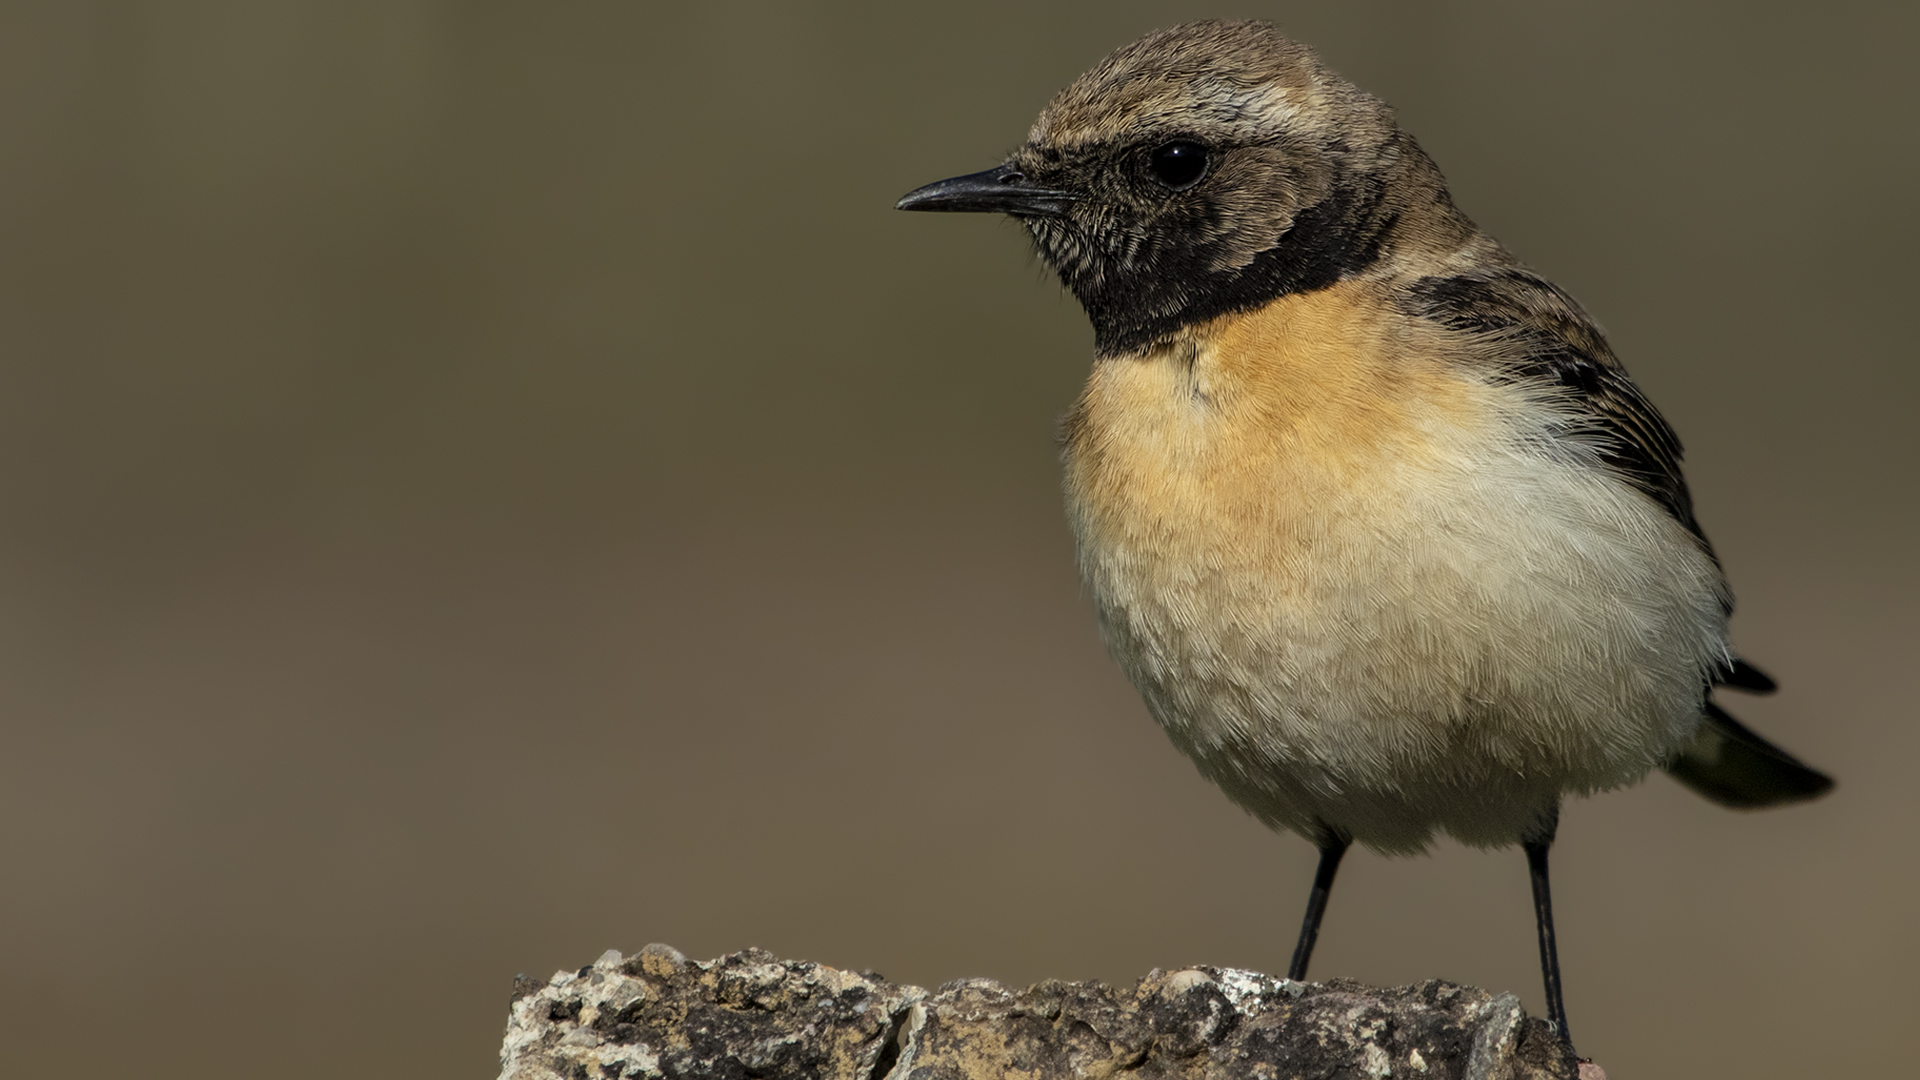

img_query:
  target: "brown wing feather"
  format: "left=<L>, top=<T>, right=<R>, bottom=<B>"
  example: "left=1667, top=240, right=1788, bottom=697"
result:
left=1401, top=267, right=1708, bottom=551
left=1401, top=269, right=1812, bottom=705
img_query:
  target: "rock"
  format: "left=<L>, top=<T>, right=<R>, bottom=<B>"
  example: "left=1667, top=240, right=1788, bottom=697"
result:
left=498, top=947, right=1581, bottom=1079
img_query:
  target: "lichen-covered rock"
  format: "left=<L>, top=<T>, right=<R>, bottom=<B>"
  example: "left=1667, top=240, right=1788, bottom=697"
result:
left=499, top=946, right=920, bottom=1080
left=498, top=947, right=1579, bottom=1080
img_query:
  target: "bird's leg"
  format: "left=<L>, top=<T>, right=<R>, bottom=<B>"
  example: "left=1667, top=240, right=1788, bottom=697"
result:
left=1523, top=804, right=1573, bottom=1049
left=1286, top=829, right=1350, bottom=981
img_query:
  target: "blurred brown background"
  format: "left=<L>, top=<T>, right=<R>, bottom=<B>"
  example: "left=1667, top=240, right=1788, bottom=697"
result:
left=1, top=2, right=1913, bottom=1077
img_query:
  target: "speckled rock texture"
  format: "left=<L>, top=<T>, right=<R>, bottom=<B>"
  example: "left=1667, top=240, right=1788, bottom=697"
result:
left=498, top=946, right=1580, bottom=1080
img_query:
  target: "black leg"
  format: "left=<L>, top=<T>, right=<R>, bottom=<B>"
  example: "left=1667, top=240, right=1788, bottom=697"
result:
left=1287, top=832, right=1350, bottom=981
left=1523, top=806, right=1573, bottom=1049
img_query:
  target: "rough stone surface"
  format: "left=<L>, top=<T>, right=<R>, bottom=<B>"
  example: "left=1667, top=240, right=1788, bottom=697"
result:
left=499, top=946, right=1580, bottom=1080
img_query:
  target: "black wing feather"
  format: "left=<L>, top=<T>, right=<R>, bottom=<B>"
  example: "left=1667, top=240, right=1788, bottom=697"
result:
left=1402, top=267, right=1707, bottom=550
left=1402, top=270, right=1832, bottom=808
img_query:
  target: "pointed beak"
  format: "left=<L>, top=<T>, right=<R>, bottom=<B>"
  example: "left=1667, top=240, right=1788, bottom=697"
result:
left=895, top=163, right=1076, bottom=217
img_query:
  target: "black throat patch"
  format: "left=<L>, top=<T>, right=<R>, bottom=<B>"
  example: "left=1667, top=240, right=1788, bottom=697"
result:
left=1032, top=171, right=1395, bottom=357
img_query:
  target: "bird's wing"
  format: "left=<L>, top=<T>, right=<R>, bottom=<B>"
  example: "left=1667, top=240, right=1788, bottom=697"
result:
left=1403, top=271, right=1833, bottom=807
left=1402, top=267, right=1705, bottom=549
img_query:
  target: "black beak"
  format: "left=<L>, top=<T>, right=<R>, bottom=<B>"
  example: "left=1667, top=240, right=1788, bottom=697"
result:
left=895, top=163, right=1076, bottom=217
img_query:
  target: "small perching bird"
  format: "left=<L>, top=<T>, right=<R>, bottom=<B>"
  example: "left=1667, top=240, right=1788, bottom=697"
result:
left=897, top=20, right=1831, bottom=1049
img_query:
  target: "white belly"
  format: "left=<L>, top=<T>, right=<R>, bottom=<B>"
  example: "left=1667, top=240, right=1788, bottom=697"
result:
left=1061, top=329, right=1730, bottom=853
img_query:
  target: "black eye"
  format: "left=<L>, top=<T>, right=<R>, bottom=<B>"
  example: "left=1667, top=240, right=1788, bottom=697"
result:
left=1147, top=140, right=1209, bottom=190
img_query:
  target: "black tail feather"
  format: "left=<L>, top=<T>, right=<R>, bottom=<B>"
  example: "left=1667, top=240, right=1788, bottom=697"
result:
left=1664, top=701, right=1834, bottom=808
left=1717, top=657, right=1778, bottom=694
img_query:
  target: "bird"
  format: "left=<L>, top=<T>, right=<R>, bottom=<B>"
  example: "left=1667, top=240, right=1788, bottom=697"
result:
left=895, top=19, right=1833, bottom=1051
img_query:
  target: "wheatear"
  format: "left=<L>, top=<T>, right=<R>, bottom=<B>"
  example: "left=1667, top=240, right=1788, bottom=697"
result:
left=896, top=20, right=1831, bottom=1048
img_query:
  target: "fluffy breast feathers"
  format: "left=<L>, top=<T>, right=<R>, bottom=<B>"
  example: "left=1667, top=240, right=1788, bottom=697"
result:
left=1060, top=280, right=1731, bottom=852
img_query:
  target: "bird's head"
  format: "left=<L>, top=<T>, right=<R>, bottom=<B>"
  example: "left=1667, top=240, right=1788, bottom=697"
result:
left=899, top=21, right=1439, bottom=357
